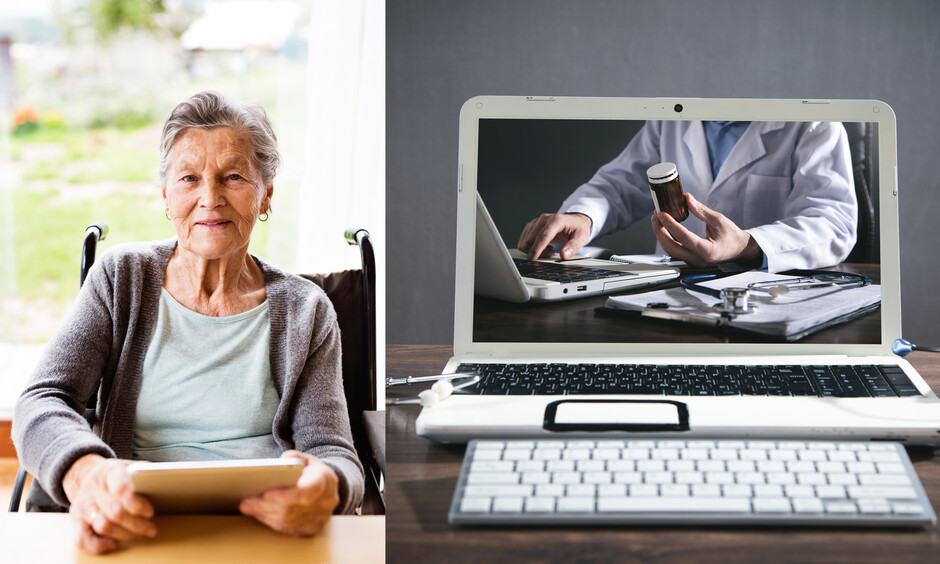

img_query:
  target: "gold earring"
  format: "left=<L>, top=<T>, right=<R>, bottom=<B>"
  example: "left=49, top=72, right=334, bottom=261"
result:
left=259, top=212, right=269, bottom=222
left=165, top=210, right=172, bottom=220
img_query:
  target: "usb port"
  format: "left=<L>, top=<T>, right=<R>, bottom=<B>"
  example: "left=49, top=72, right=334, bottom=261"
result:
left=577, top=285, right=587, bottom=291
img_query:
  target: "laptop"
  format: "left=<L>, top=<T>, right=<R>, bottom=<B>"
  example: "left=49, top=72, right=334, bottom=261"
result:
left=474, top=193, right=679, bottom=303
left=416, top=96, right=940, bottom=445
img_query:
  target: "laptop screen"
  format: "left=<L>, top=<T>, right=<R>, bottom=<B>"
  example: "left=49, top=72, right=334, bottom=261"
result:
left=455, top=98, right=900, bottom=356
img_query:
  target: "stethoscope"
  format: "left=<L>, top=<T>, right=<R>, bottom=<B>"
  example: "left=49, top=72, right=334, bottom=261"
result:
left=678, top=269, right=872, bottom=317
left=386, top=373, right=481, bottom=407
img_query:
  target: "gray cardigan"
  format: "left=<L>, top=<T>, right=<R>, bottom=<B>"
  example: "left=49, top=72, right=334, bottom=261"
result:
left=12, top=239, right=364, bottom=514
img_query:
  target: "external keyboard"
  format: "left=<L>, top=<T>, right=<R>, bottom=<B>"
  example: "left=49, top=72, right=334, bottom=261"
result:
left=454, top=363, right=923, bottom=397
left=449, top=439, right=936, bottom=527
left=512, top=258, right=629, bottom=283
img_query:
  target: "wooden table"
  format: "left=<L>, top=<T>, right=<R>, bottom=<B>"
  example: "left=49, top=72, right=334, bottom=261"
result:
left=386, top=344, right=940, bottom=564
left=0, top=514, right=385, bottom=563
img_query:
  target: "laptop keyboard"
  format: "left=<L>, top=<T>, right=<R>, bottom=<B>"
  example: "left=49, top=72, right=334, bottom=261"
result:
left=454, top=363, right=923, bottom=398
left=448, top=439, right=936, bottom=526
left=512, top=258, right=630, bottom=283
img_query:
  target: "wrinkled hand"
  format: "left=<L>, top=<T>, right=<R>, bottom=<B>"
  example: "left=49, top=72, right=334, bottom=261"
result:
left=239, top=451, right=340, bottom=537
left=517, top=213, right=593, bottom=260
left=651, top=193, right=762, bottom=267
left=64, top=454, right=157, bottom=555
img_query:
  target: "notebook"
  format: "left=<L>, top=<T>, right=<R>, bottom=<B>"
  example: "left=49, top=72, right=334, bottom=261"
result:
left=415, top=96, right=940, bottom=445
left=474, top=193, right=679, bottom=303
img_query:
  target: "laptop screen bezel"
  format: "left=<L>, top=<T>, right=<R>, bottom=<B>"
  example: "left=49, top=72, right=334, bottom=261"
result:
left=453, top=96, right=900, bottom=358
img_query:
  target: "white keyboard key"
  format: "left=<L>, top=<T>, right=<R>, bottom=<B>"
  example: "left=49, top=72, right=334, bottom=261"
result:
left=627, top=440, right=656, bottom=449
left=532, top=448, right=562, bottom=461
left=705, top=472, right=735, bottom=485
left=470, top=461, right=514, bottom=473
left=472, top=449, right=503, bottom=461
left=523, top=497, right=555, bottom=513
left=464, top=485, right=532, bottom=497
left=566, top=484, right=596, bottom=497
left=867, top=443, right=898, bottom=451
left=505, top=440, right=535, bottom=449
left=826, top=450, right=857, bottom=462
left=825, top=501, right=858, bottom=515
left=644, top=471, right=674, bottom=485
left=666, top=460, right=696, bottom=472
left=596, top=440, right=625, bottom=449
left=748, top=441, right=778, bottom=450
left=467, top=473, right=520, bottom=485
left=847, top=486, right=918, bottom=500
left=686, top=440, right=716, bottom=449
left=787, top=461, right=817, bottom=473
left=757, top=460, right=786, bottom=473
left=622, top=448, right=651, bottom=460
left=741, top=449, right=769, bottom=461
left=460, top=497, right=492, bottom=513
left=798, top=449, right=828, bottom=462
left=562, top=448, right=591, bottom=461
left=847, top=461, right=876, bottom=474
left=503, top=448, right=532, bottom=461
left=582, top=471, right=612, bottom=485
left=492, top=497, right=524, bottom=513
left=727, top=460, right=757, bottom=473
left=536, top=441, right=566, bottom=449
left=817, top=461, right=846, bottom=473
left=674, top=471, right=705, bottom=485
left=552, top=471, right=581, bottom=485
left=785, top=485, right=815, bottom=498
left=856, top=499, right=891, bottom=515
left=475, top=441, right=504, bottom=450
left=769, top=449, right=797, bottom=461
left=515, top=460, right=545, bottom=472
left=613, top=472, right=643, bottom=485
left=876, top=462, right=906, bottom=475
left=857, top=451, right=901, bottom=463
left=792, top=498, right=824, bottom=514
left=722, top=485, right=752, bottom=498
left=737, top=472, right=766, bottom=485
left=636, top=460, right=666, bottom=472
left=576, top=460, right=605, bottom=472
left=753, top=484, right=784, bottom=498
left=660, top=484, right=690, bottom=497
left=521, top=472, right=551, bottom=485
left=650, top=448, right=680, bottom=460
left=597, top=497, right=751, bottom=513
left=557, top=497, right=594, bottom=513
left=712, top=448, right=739, bottom=460
left=535, top=484, right=564, bottom=497
left=607, top=460, right=635, bottom=472
left=566, top=440, right=597, bottom=449
left=698, top=460, right=726, bottom=472
left=753, top=498, right=792, bottom=513
left=628, top=484, right=659, bottom=497
left=825, top=473, right=858, bottom=487
left=594, top=448, right=621, bottom=460
left=766, top=472, right=797, bottom=485
left=815, top=485, right=846, bottom=499
left=857, top=474, right=912, bottom=487
left=892, top=503, right=925, bottom=515
left=796, top=472, right=827, bottom=486
left=681, top=448, right=709, bottom=460
left=691, top=484, right=722, bottom=497
left=546, top=460, right=575, bottom=472
left=716, top=440, right=747, bottom=449
left=598, top=484, right=627, bottom=497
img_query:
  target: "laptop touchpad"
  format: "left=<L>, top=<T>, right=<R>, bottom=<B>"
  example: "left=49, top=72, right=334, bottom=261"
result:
left=543, top=399, right=690, bottom=432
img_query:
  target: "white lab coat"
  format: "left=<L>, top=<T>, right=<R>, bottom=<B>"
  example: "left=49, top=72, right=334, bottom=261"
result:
left=560, top=120, right=857, bottom=272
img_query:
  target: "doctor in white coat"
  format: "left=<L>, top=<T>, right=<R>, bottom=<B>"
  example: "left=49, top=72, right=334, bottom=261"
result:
left=517, top=120, right=857, bottom=273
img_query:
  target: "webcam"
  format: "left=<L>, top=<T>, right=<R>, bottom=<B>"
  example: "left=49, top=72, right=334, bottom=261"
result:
left=674, top=104, right=683, bottom=113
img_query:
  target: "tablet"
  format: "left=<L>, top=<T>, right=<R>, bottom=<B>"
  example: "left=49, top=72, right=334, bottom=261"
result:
left=126, top=458, right=305, bottom=514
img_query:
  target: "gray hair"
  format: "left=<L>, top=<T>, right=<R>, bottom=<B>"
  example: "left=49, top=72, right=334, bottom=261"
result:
left=158, top=91, right=280, bottom=186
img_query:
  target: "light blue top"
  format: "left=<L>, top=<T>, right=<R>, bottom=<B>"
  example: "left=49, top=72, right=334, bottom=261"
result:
left=702, top=121, right=751, bottom=179
left=133, top=289, right=281, bottom=462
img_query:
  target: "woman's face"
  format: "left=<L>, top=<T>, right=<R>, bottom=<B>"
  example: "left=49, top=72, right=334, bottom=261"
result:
left=163, top=127, right=273, bottom=261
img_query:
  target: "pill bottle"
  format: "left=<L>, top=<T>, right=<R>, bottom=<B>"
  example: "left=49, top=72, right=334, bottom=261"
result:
left=646, top=162, right=688, bottom=222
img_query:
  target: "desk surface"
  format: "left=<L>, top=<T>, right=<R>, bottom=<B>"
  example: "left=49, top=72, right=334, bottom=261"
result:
left=0, top=514, right=384, bottom=563
left=386, top=344, right=940, bottom=564
left=474, top=264, right=881, bottom=345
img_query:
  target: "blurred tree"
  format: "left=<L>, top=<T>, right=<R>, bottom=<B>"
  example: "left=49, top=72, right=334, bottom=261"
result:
left=88, top=0, right=166, bottom=38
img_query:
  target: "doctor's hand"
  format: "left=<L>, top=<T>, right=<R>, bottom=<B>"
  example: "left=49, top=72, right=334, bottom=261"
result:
left=517, top=212, right=593, bottom=260
left=63, top=454, right=157, bottom=554
left=651, top=193, right=763, bottom=268
left=239, top=450, right=340, bottom=537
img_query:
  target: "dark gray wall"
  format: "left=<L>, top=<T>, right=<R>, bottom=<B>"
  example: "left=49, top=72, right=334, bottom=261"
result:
left=387, top=0, right=940, bottom=346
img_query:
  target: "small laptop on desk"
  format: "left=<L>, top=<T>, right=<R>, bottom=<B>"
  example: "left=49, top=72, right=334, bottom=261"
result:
left=416, top=96, right=940, bottom=445
left=475, top=193, right=679, bottom=303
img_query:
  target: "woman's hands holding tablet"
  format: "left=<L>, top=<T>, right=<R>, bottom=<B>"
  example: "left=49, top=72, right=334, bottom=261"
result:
left=63, top=454, right=158, bottom=554
left=238, top=450, right=340, bottom=536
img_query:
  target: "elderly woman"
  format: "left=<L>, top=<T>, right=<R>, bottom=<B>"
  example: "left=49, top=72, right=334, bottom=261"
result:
left=12, top=91, right=364, bottom=554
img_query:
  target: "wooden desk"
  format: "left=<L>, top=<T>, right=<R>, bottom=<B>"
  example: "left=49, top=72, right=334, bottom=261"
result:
left=386, top=344, right=940, bottom=564
left=474, top=264, right=881, bottom=344
left=0, top=514, right=384, bottom=563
